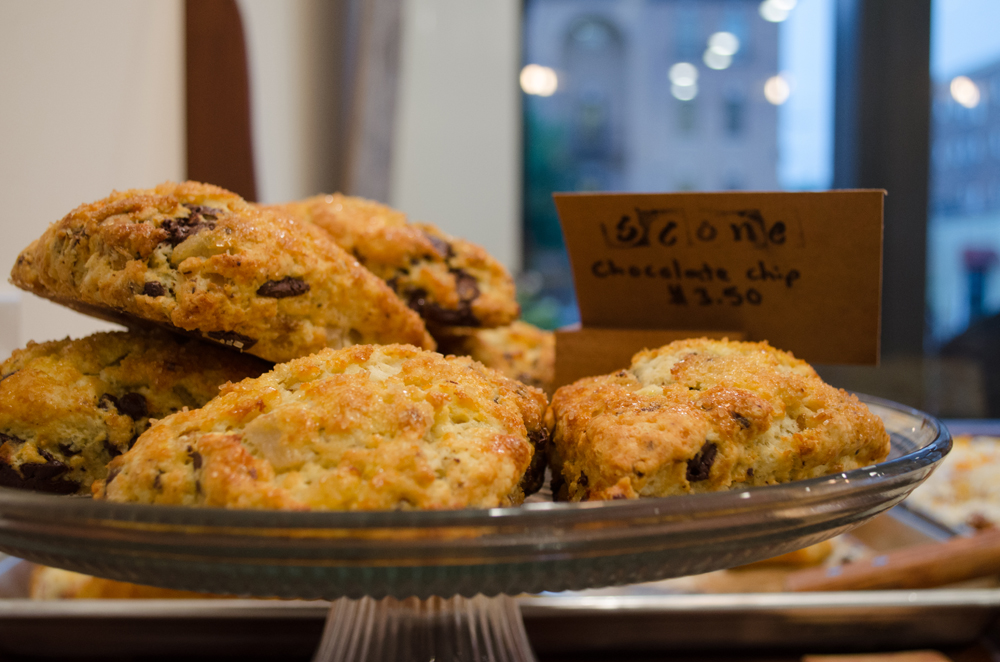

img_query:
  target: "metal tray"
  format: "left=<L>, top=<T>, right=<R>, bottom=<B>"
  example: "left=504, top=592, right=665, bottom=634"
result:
left=2, top=508, right=999, bottom=657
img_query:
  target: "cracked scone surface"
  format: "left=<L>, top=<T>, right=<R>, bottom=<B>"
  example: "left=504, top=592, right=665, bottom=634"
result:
left=547, top=338, right=890, bottom=501
left=96, top=344, right=550, bottom=510
left=10, top=182, right=434, bottom=363
left=434, top=321, right=555, bottom=395
left=268, top=194, right=519, bottom=329
left=0, top=331, right=269, bottom=495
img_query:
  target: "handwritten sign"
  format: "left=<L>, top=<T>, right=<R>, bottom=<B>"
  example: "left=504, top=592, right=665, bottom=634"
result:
left=555, top=191, right=884, bottom=364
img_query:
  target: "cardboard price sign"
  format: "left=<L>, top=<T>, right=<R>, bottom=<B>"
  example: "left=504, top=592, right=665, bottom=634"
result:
left=555, top=190, right=884, bottom=365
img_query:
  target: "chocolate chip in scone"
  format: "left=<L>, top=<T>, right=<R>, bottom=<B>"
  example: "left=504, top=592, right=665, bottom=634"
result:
left=731, top=411, right=751, bottom=429
left=256, top=277, right=310, bottom=299
left=519, top=428, right=550, bottom=496
left=160, top=205, right=221, bottom=247
left=188, top=448, right=203, bottom=470
left=453, top=269, right=480, bottom=303
left=0, top=432, right=24, bottom=446
left=142, top=281, right=166, bottom=297
left=117, top=393, right=148, bottom=419
left=104, top=439, right=122, bottom=458
left=98, top=393, right=120, bottom=411
left=58, top=443, right=81, bottom=457
left=408, top=288, right=481, bottom=327
left=98, top=393, right=147, bottom=420
left=105, top=465, right=121, bottom=486
left=686, top=441, right=718, bottom=483
left=205, top=330, right=258, bottom=351
left=183, top=204, right=222, bottom=220
left=0, top=452, right=79, bottom=494
left=422, top=232, right=453, bottom=259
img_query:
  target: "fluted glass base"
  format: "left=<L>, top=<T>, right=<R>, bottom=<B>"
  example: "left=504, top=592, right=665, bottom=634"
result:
left=312, top=594, right=536, bottom=662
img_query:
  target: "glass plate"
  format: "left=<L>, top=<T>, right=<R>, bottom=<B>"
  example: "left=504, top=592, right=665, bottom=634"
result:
left=0, top=395, right=949, bottom=600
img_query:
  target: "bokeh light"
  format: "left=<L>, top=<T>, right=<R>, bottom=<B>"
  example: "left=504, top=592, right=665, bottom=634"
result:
left=759, top=0, right=792, bottom=23
left=669, top=62, right=698, bottom=86
left=950, top=76, right=981, bottom=108
left=707, top=32, right=740, bottom=57
left=671, top=82, right=698, bottom=101
left=520, top=64, right=558, bottom=97
left=704, top=49, right=732, bottom=70
left=764, top=75, right=791, bottom=105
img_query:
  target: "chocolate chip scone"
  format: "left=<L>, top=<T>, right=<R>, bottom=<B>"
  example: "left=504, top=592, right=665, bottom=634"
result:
left=547, top=338, right=890, bottom=501
left=434, top=321, right=555, bottom=395
left=10, top=182, right=434, bottom=363
left=267, top=194, right=519, bottom=329
left=96, top=344, right=549, bottom=510
left=0, top=330, right=269, bottom=495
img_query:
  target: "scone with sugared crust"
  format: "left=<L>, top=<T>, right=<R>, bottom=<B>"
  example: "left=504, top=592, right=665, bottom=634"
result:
left=10, top=182, right=434, bottom=363
left=434, top=321, right=555, bottom=395
left=0, top=331, right=268, bottom=495
left=547, top=338, right=889, bottom=501
left=267, top=194, right=519, bottom=329
left=96, top=344, right=549, bottom=510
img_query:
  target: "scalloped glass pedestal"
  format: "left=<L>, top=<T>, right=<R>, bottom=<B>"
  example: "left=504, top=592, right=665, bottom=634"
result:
left=0, top=396, right=950, bottom=662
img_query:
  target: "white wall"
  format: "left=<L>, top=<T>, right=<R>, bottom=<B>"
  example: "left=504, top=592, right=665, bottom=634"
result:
left=239, top=0, right=342, bottom=204
left=392, top=0, right=522, bottom=271
left=0, top=0, right=184, bottom=349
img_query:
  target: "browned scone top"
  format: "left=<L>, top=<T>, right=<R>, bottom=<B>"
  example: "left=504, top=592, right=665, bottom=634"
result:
left=10, top=182, right=434, bottom=363
left=96, top=344, right=549, bottom=510
left=267, top=194, right=519, bottom=330
left=434, top=321, right=555, bottom=395
left=0, top=330, right=269, bottom=495
left=546, top=338, right=890, bottom=501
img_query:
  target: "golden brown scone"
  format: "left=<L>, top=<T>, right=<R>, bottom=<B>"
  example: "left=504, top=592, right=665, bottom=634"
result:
left=434, top=321, right=555, bottom=395
left=267, top=194, right=519, bottom=329
left=10, top=182, right=434, bottom=363
left=547, top=338, right=890, bottom=501
left=0, top=330, right=269, bottom=495
left=96, top=344, right=549, bottom=510
left=29, top=566, right=226, bottom=599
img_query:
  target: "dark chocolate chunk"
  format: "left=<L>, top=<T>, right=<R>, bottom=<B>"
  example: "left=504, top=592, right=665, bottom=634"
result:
left=183, top=204, right=222, bottom=220
left=98, top=393, right=120, bottom=411
left=160, top=204, right=221, bottom=247
left=407, top=289, right=481, bottom=327
left=579, top=471, right=589, bottom=488
left=142, top=281, right=166, bottom=297
left=0, top=451, right=78, bottom=494
left=747, top=467, right=754, bottom=478
left=98, top=392, right=147, bottom=420
left=0, top=432, right=24, bottom=446
left=519, top=428, right=550, bottom=497
left=422, top=232, right=453, bottom=259
left=188, top=448, right=203, bottom=470
left=686, top=441, right=718, bottom=483
left=205, top=330, right=258, bottom=351
left=58, top=443, right=80, bottom=457
left=105, top=465, right=121, bottom=486
left=104, top=439, right=122, bottom=458
left=453, top=269, right=480, bottom=303
left=256, top=277, right=310, bottom=299
left=118, top=393, right=148, bottom=419
left=731, top=411, right=751, bottom=429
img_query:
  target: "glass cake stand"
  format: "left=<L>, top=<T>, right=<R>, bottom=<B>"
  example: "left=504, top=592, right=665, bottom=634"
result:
left=0, top=395, right=950, bottom=662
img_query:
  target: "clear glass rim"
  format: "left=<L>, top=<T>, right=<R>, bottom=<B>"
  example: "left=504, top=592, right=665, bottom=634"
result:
left=0, top=393, right=950, bottom=531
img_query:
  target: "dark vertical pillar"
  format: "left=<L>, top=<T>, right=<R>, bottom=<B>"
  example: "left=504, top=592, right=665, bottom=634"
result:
left=185, top=0, right=258, bottom=202
left=834, top=0, right=931, bottom=357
